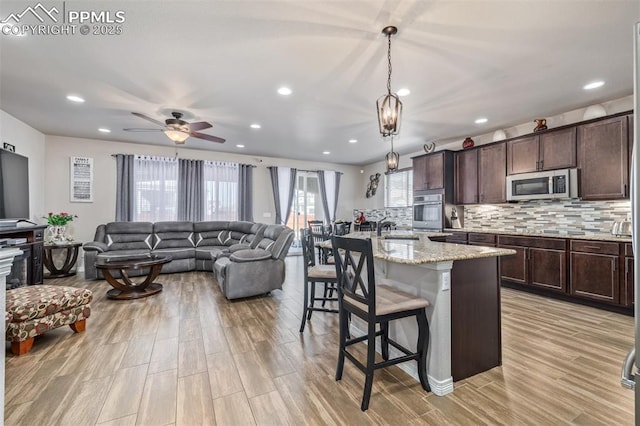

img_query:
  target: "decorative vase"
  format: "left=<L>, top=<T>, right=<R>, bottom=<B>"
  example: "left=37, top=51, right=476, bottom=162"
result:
left=462, top=137, right=474, bottom=149
left=48, top=225, right=68, bottom=244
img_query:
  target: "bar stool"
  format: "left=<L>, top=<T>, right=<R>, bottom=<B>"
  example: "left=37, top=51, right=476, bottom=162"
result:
left=331, top=235, right=431, bottom=411
left=299, top=230, right=338, bottom=332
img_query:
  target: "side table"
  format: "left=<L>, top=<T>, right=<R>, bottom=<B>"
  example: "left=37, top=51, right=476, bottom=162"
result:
left=43, top=242, right=82, bottom=279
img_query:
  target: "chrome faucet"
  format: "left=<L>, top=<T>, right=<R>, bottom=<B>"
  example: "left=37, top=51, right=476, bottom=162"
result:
left=376, top=217, right=387, bottom=237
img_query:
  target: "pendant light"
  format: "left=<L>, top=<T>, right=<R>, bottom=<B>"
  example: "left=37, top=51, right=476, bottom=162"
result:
left=376, top=26, right=402, bottom=137
left=385, top=136, right=399, bottom=173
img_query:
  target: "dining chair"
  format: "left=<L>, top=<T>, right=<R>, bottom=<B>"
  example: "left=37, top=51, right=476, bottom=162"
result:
left=299, top=230, right=338, bottom=333
left=331, top=235, right=431, bottom=411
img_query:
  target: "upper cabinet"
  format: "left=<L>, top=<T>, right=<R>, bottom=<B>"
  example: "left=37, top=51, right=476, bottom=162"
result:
left=577, top=115, right=629, bottom=200
left=413, top=151, right=453, bottom=192
left=478, top=142, right=506, bottom=204
left=454, top=149, right=478, bottom=204
left=506, top=127, right=576, bottom=175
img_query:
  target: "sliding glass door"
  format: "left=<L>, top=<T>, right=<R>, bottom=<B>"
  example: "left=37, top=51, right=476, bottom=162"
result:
left=287, top=171, right=324, bottom=248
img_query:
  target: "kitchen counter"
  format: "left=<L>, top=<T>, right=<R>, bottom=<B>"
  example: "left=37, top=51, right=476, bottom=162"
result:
left=321, top=231, right=515, bottom=396
left=445, top=228, right=632, bottom=243
left=324, top=232, right=515, bottom=264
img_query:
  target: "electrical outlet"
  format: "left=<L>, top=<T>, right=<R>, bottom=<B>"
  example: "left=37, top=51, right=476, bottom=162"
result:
left=442, top=271, right=451, bottom=291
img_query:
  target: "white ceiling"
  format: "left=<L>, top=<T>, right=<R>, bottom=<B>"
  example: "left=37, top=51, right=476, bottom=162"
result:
left=1, top=1, right=639, bottom=165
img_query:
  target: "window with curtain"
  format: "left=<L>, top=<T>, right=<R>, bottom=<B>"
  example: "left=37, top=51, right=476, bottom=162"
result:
left=133, top=156, right=179, bottom=221
left=384, top=168, right=413, bottom=207
left=203, top=161, right=239, bottom=221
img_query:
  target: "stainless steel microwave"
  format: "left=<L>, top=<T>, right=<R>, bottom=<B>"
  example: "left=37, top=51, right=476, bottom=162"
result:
left=506, top=168, right=578, bottom=201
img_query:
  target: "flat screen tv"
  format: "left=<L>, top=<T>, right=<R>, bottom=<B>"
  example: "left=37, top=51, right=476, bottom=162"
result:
left=0, top=150, right=29, bottom=220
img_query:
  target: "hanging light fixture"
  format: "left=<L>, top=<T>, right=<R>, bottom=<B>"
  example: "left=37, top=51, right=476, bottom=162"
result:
left=385, top=136, right=399, bottom=173
left=376, top=26, right=402, bottom=137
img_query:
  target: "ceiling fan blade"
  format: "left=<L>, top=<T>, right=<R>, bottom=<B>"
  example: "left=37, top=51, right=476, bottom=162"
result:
left=189, top=121, right=213, bottom=131
left=123, top=128, right=163, bottom=132
left=189, top=131, right=225, bottom=143
left=131, top=112, right=164, bottom=127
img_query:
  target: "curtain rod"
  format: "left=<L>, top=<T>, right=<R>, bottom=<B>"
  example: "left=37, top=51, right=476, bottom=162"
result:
left=267, top=166, right=344, bottom=175
left=110, top=154, right=256, bottom=167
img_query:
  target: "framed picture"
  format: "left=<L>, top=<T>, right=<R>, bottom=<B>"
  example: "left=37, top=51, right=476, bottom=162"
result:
left=70, top=156, right=93, bottom=202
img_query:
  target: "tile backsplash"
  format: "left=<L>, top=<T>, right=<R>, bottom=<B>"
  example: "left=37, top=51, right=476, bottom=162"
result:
left=461, top=200, right=631, bottom=235
left=352, top=207, right=412, bottom=228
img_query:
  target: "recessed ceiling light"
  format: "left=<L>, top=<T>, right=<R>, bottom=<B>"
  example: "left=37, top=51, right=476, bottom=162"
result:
left=98, top=128, right=111, bottom=133
left=66, top=95, right=85, bottom=103
left=322, top=151, right=330, bottom=155
left=475, top=118, right=488, bottom=124
left=236, top=144, right=245, bottom=148
left=583, top=81, right=604, bottom=90
left=250, top=124, right=261, bottom=129
left=397, top=88, right=410, bottom=97
left=277, top=87, right=292, bottom=96
left=349, top=139, right=358, bottom=143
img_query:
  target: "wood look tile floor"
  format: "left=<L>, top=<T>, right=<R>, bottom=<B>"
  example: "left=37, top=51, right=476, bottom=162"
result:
left=5, top=257, right=635, bottom=425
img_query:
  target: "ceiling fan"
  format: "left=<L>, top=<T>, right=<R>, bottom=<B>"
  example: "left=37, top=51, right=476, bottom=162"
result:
left=124, top=111, right=225, bottom=144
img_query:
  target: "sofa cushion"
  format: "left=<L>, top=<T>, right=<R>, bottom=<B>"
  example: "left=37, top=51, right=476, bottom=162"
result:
left=152, top=248, right=194, bottom=260
left=6, top=285, right=93, bottom=322
left=195, top=246, right=226, bottom=260
left=105, top=222, right=153, bottom=251
left=194, top=221, right=230, bottom=247
left=153, top=221, right=195, bottom=249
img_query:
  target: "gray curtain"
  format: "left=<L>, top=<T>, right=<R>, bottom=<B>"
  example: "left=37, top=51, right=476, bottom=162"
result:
left=115, top=154, right=134, bottom=221
left=177, top=159, right=204, bottom=221
left=269, top=167, right=297, bottom=225
left=318, top=170, right=341, bottom=223
left=238, top=164, right=254, bottom=221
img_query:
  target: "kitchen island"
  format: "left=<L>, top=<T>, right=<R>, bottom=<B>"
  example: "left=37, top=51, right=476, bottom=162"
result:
left=320, top=233, right=515, bottom=396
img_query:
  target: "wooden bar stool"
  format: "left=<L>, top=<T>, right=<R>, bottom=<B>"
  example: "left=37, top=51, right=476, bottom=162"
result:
left=299, top=230, right=338, bottom=333
left=331, top=235, right=431, bottom=411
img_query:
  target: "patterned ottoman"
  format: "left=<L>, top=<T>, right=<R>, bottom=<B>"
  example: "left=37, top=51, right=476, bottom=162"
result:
left=5, top=285, right=92, bottom=355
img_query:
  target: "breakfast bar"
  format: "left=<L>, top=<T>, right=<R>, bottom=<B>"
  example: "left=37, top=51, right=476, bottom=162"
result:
left=322, top=232, right=515, bottom=396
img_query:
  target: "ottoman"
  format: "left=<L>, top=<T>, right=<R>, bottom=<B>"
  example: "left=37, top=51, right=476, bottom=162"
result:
left=5, top=285, right=92, bottom=355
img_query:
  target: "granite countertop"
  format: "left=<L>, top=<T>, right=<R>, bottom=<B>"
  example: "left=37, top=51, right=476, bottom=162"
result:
left=444, top=228, right=632, bottom=243
left=320, top=232, right=515, bottom=265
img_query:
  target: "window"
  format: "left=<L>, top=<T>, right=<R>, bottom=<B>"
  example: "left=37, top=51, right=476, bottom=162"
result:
left=133, top=156, right=178, bottom=221
left=204, top=161, right=239, bottom=221
left=384, top=168, right=413, bottom=207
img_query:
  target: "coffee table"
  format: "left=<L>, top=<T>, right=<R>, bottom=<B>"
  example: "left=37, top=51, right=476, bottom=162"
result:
left=95, top=254, right=172, bottom=300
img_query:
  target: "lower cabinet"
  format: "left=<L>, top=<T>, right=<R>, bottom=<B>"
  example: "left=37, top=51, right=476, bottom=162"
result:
left=624, top=243, right=633, bottom=307
left=569, top=240, right=620, bottom=304
left=498, top=235, right=566, bottom=292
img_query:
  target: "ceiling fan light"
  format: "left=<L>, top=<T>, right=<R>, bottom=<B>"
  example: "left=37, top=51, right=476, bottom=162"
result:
left=163, top=129, right=189, bottom=143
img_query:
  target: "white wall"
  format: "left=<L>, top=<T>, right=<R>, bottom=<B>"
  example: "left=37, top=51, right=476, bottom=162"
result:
left=0, top=111, right=46, bottom=221
left=357, top=95, right=634, bottom=210
left=43, top=135, right=361, bottom=250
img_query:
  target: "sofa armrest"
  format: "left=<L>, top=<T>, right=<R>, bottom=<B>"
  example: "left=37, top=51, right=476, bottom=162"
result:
left=83, top=241, right=108, bottom=253
left=230, top=249, right=271, bottom=263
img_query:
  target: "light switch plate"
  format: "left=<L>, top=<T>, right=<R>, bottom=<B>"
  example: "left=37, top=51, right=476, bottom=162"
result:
left=442, top=271, right=451, bottom=291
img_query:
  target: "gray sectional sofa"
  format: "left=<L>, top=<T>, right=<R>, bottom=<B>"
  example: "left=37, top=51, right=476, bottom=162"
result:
left=83, top=221, right=294, bottom=299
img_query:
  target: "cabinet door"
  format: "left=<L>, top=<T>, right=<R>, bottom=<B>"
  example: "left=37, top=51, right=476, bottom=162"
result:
left=539, top=127, right=576, bottom=171
left=570, top=252, right=619, bottom=303
left=577, top=116, right=629, bottom=200
left=425, top=152, right=444, bottom=190
left=478, top=143, right=506, bottom=204
left=499, top=245, right=527, bottom=284
left=412, top=156, right=428, bottom=191
left=507, top=136, right=538, bottom=175
left=529, top=248, right=566, bottom=292
left=454, top=150, right=478, bottom=204
left=625, top=257, right=634, bottom=307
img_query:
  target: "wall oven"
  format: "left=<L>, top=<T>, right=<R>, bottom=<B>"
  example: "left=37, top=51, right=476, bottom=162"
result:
left=413, top=193, right=443, bottom=230
left=506, top=168, right=578, bottom=201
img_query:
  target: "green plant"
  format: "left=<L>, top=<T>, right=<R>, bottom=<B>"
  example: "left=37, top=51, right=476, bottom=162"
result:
left=45, top=212, right=77, bottom=226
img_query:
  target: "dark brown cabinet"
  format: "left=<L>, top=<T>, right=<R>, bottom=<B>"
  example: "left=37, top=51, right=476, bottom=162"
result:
left=0, top=225, right=46, bottom=287
left=507, top=128, right=577, bottom=175
left=478, top=143, right=506, bottom=204
left=569, top=240, right=620, bottom=304
left=454, top=149, right=478, bottom=204
left=498, top=235, right=566, bottom=292
left=445, top=231, right=467, bottom=244
left=577, top=115, right=629, bottom=200
left=624, top=243, right=634, bottom=307
left=468, top=233, right=496, bottom=247
left=413, top=152, right=444, bottom=191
